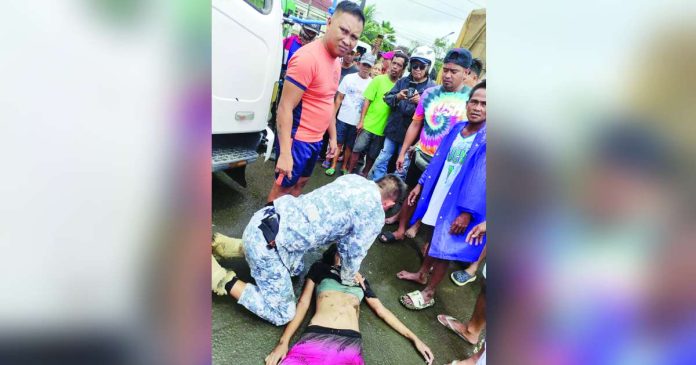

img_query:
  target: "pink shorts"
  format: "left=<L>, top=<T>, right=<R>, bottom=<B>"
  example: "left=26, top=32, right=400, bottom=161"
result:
left=281, top=326, right=364, bottom=365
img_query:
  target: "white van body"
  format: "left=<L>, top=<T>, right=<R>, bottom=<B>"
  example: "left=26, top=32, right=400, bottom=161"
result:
left=211, top=0, right=283, bottom=173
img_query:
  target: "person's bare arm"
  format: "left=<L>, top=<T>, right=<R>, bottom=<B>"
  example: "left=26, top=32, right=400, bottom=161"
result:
left=265, top=279, right=316, bottom=365
left=327, top=113, right=338, bottom=158
left=356, top=100, right=371, bottom=132
left=275, top=83, right=305, bottom=179
left=334, top=92, right=345, bottom=115
left=356, top=274, right=434, bottom=364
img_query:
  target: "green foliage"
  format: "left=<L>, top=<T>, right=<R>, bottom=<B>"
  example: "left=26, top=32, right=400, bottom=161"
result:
left=358, top=4, right=396, bottom=52
left=431, top=36, right=455, bottom=76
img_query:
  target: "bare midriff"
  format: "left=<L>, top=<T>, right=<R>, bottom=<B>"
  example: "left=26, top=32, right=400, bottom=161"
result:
left=309, top=290, right=361, bottom=332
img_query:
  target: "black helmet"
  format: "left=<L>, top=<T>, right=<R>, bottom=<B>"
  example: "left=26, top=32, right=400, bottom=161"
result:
left=302, top=23, right=321, bottom=35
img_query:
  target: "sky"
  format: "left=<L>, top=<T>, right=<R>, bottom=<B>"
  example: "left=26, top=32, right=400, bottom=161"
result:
left=365, top=0, right=485, bottom=48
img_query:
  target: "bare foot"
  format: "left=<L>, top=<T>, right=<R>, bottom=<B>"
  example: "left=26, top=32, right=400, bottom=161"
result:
left=390, top=230, right=406, bottom=240
left=448, top=319, right=481, bottom=344
left=405, top=224, right=420, bottom=239
left=396, top=270, right=428, bottom=285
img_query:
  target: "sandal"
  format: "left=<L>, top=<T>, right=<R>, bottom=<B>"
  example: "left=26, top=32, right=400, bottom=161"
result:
left=399, top=290, right=435, bottom=310
left=451, top=270, right=477, bottom=286
left=321, top=160, right=331, bottom=168
left=340, top=168, right=349, bottom=175
left=437, top=314, right=473, bottom=344
left=378, top=231, right=401, bottom=243
left=325, top=167, right=336, bottom=176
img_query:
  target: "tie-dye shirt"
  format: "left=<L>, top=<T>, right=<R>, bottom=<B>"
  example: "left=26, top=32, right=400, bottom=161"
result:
left=412, top=85, right=471, bottom=157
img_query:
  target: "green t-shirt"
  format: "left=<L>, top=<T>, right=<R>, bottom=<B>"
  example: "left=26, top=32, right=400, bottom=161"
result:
left=361, top=74, right=395, bottom=136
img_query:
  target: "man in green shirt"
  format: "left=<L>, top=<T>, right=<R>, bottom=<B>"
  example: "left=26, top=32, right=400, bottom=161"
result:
left=345, top=52, right=407, bottom=177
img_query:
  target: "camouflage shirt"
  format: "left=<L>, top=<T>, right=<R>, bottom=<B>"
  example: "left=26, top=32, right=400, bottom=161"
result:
left=273, top=174, right=384, bottom=285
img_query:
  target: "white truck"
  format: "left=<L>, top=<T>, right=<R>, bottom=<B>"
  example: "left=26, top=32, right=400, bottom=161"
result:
left=211, top=0, right=283, bottom=185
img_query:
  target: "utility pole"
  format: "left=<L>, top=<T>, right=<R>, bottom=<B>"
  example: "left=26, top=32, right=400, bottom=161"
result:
left=360, top=0, right=367, bottom=10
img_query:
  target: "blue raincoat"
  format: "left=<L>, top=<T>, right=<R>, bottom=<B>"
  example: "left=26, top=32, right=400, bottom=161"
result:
left=411, top=122, right=486, bottom=262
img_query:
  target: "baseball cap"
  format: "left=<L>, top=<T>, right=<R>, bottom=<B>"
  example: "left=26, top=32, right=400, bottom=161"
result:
left=380, top=51, right=394, bottom=60
left=443, top=48, right=473, bottom=68
left=360, top=53, right=376, bottom=66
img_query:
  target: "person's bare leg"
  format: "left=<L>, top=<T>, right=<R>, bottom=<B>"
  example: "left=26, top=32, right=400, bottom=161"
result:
left=290, top=176, right=310, bottom=197
left=464, top=286, right=486, bottom=342
left=361, top=157, right=375, bottom=178
left=329, top=143, right=344, bottom=170
left=346, top=152, right=362, bottom=174
left=447, top=285, right=486, bottom=343
left=418, top=259, right=449, bottom=303
left=229, top=280, right=247, bottom=300
left=267, top=182, right=294, bottom=203
left=465, top=246, right=487, bottom=276
left=341, top=147, right=353, bottom=172
left=389, top=198, right=417, bottom=240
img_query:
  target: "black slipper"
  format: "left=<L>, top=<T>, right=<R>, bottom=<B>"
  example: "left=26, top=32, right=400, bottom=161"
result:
left=378, top=231, right=399, bottom=243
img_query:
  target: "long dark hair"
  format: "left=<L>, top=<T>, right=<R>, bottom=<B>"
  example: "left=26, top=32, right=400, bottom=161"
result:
left=321, top=244, right=338, bottom=266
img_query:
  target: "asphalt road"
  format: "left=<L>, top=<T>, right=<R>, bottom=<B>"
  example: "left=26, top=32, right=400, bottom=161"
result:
left=212, top=158, right=482, bottom=365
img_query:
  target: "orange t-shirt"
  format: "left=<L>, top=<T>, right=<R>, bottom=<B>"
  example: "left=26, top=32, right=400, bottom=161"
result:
left=284, top=40, right=341, bottom=142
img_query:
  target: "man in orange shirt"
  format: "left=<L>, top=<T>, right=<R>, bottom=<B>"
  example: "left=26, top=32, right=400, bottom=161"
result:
left=268, top=1, right=365, bottom=202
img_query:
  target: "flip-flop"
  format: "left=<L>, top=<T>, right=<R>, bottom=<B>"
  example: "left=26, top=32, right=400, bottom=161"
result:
left=437, top=314, right=473, bottom=344
left=321, top=160, right=331, bottom=168
left=325, top=167, right=336, bottom=176
left=378, top=231, right=401, bottom=243
left=400, top=290, right=435, bottom=310
left=340, top=169, right=349, bottom=175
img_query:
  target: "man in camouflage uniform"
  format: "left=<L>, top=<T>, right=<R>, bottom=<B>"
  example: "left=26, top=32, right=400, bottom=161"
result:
left=212, top=174, right=406, bottom=325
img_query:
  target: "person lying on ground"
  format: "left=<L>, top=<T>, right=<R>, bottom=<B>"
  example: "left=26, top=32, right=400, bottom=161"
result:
left=264, top=244, right=435, bottom=365
left=212, top=174, right=407, bottom=326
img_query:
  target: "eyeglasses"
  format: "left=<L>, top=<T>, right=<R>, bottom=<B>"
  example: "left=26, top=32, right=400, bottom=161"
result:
left=411, top=62, right=427, bottom=70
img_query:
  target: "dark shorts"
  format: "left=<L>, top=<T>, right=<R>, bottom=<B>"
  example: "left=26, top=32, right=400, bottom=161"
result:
left=353, top=130, right=384, bottom=160
left=336, top=119, right=358, bottom=149
left=274, top=139, right=323, bottom=187
left=282, top=325, right=364, bottom=365
left=405, top=150, right=427, bottom=188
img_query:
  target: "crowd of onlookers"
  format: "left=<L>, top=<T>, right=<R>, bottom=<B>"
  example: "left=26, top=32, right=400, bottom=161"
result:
left=212, top=2, right=487, bottom=364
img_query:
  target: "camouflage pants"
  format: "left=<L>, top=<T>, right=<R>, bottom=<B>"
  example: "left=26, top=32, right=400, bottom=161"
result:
left=237, top=207, right=296, bottom=326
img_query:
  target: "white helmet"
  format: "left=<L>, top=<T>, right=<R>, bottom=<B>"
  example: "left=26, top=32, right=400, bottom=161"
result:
left=410, top=46, right=436, bottom=70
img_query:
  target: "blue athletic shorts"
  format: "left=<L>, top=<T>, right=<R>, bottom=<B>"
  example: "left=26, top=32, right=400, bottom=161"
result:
left=274, top=139, right=323, bottom=187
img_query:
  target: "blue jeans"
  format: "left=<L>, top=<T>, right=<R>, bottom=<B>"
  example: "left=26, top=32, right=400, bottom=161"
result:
left=370, top=137, right=411, bottom=181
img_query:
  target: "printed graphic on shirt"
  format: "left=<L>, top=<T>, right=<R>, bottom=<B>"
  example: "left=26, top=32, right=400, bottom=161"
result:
left=414, top=86, right=471, bottom=156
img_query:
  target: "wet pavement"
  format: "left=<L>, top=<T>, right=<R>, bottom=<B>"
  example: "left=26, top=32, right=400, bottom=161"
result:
left=212, top=158, right=482, bottom=364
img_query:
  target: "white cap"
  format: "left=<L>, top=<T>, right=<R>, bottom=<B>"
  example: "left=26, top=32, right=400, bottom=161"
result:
left=360, top=53, right=376, bottom=66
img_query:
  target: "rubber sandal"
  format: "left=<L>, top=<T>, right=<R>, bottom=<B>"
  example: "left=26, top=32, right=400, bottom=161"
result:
left=399, top=290, right=435, bottom=310
left=437, top=314, right=473, bottom=344
left=321, top=160, right=331, bottom=168
left=451, top=270, right=477, bottom=286
left=340, top=169, right=349, bottom=175
left=325, top=167, right=335, bottom=176
left=378, top=231, right=400, bottom=243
